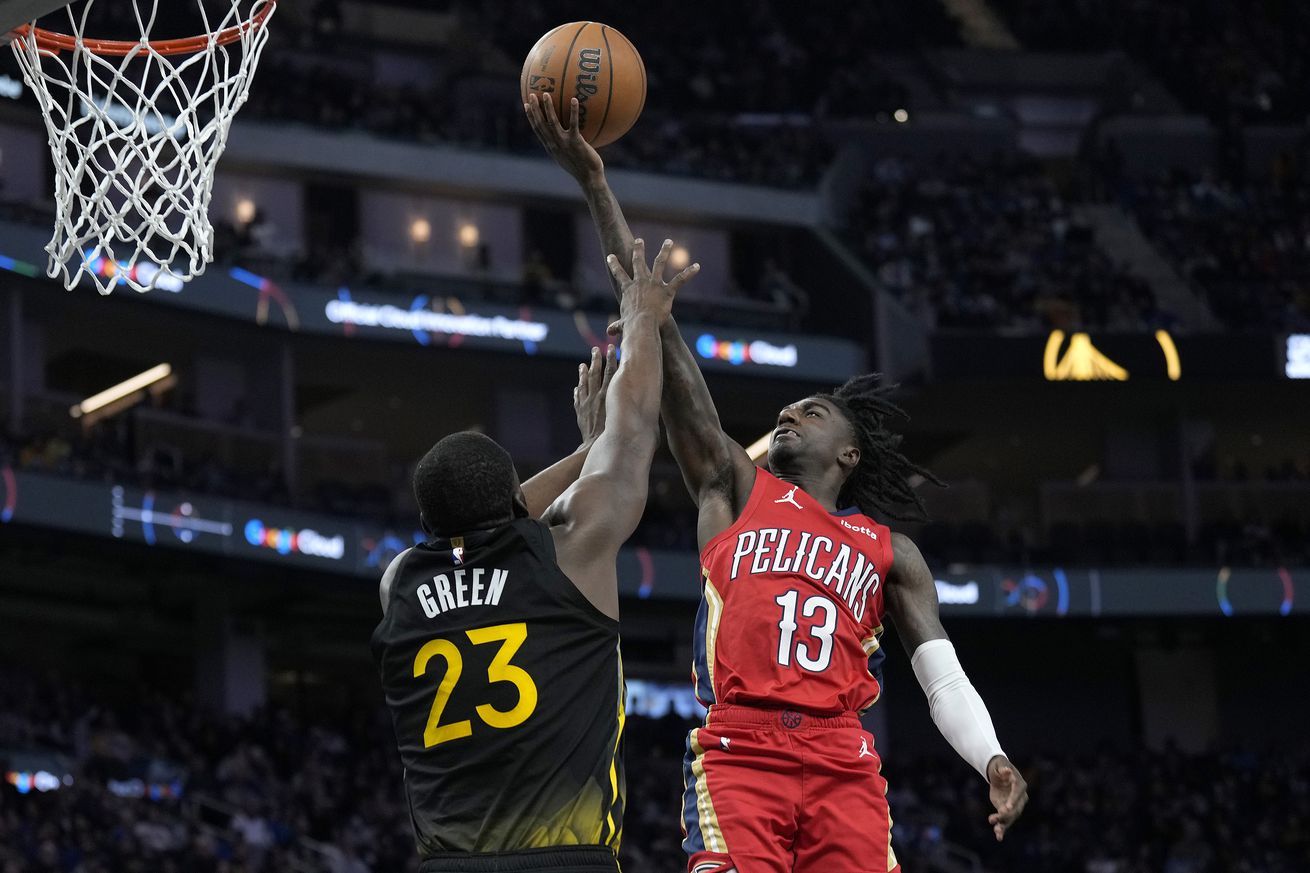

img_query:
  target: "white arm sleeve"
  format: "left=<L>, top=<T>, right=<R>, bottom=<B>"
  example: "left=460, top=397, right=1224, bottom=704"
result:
left=911, top=638, right=1005, bottom=782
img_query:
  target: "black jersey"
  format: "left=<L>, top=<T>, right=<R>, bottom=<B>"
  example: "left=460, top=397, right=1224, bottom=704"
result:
left=371, top=518, right=625, bottom=859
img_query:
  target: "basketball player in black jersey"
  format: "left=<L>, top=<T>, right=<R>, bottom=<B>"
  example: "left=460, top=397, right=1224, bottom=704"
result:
left=373, top=239, right=700, bottom=873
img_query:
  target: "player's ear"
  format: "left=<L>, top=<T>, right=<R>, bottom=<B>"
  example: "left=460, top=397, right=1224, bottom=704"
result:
left=838, top=443, right=860, bottom=473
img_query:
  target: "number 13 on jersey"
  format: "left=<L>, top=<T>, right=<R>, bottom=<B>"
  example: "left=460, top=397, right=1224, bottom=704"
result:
left=775, top=589, right=837, bottom=672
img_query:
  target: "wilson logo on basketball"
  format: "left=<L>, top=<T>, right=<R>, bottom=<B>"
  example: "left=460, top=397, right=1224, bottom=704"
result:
left=574, top=47, right=602, bottom=126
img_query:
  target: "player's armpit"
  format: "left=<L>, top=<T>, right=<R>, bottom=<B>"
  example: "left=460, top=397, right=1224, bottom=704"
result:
left=884, top=532, right=949, bottom=654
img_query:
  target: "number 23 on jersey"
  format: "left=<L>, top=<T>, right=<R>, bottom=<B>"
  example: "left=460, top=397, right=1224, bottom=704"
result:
left=413, top=622, right=539, bottom=748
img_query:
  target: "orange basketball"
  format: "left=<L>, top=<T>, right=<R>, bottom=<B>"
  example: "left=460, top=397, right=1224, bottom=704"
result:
left=520, top=21, right=646, bottom=148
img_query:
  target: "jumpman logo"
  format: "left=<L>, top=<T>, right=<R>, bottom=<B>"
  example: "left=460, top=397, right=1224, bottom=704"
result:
left=859, top=738, right=874, bottom=759
left=774, top=486, right=803, bottom=510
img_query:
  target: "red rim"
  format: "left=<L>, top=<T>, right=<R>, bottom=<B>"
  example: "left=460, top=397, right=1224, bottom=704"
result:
left=10, top=0, right=274, bottom=56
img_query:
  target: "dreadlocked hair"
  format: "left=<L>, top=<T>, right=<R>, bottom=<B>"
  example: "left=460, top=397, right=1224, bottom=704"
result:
left=818, top=373, right=944, bottom=522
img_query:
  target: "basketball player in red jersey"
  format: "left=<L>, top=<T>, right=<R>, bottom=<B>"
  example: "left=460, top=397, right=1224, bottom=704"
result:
left=528, top=95, right=1028, bottom=873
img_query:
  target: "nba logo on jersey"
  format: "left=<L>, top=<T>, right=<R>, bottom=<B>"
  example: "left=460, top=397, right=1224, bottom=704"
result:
left=451, top=537, right=465, bottom=565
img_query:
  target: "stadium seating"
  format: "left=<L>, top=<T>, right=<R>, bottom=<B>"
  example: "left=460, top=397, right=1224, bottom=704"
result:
left=836, top=153, right=1165, bottom=331
left=3, top=668, right=1306, bottom=873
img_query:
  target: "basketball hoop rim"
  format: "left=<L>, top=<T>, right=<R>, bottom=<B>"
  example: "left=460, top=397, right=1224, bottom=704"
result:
left=8, top=0, right=275, bottom=56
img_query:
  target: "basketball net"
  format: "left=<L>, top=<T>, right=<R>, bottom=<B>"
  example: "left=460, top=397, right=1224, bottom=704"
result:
left=9, top=0, right=276, bottom=294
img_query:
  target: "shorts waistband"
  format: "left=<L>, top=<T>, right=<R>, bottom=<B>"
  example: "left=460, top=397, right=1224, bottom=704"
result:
left=706, top=704, right=862, bottom=731
left=419, top=846, right=617, bottom=873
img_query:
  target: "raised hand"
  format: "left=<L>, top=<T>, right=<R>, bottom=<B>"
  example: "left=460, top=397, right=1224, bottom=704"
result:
left=986, top=756, right=1029, bottom=841
left=524, top=93, right=604, bottom=183
left=606, top=239, right=699, bottom=329
left=574, top=345, right=617, bottom=447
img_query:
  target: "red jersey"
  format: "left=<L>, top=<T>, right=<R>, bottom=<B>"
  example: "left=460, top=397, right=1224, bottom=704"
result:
left=693, top=469, right=894, bottom=715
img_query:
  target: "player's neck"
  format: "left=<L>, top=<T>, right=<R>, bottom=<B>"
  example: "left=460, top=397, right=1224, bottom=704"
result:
left=770, top=467, right=842, bottom=513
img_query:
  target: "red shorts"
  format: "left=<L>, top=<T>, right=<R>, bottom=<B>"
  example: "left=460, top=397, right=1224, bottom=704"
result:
left=681, top=705, right=900, bottom=873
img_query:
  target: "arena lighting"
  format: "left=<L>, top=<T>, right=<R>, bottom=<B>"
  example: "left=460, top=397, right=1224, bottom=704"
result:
left=1045, top=330, right=1182, bottom=381
left=1155, top=330, right=1182, bottom=380
left=893, top=108, right=909, bottom=123
left=1287, top=335, right=1310, bottom=379
left=1044, top=331, right=1128, bottom=381
left=70, top=364, right=173, bottom=419
left=670, top=245, right=690, bottom=270
left=457, top=222, right=479, bottom=248
left=410, top=217, right=432, bottom=245
left=235, top=197, right=256, bottom=225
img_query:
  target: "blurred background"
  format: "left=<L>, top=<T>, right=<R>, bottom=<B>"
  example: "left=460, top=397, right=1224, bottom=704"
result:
left=0, top=1, right=1308, bottom=872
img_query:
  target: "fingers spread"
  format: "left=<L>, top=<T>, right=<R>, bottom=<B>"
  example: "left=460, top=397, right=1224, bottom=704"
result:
left=651, top=238, right=673, bottom=280
left=568, top=96, right=581, bottom=134
left=525, top=92, right=562, bottom=150
left=606, top=253, right=632, bottom=285
left=524, top=93, right=544, bottom=133
left=668, top=262, right=701, bottom=292
left=588, top=347, right=603, bottom=392
left=541, top=91, right=559, bottom=128
left=602, top=345, right=618, bottom=388
left=630, top=239, right=647, bottom=280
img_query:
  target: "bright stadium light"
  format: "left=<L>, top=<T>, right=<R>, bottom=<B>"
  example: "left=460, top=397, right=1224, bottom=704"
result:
left=71, top=364, right=173, bottom=419
left=670, top=245, right=690, bottom=270
left=894, top=108, right=909, bottom=124
left=457, top=222, right=479, bottom=248
left=1287, top=335, right=1310, bottom=378
left=410, top=217, right=432, bottom=244
left=235, top=197, right=257, bottom=225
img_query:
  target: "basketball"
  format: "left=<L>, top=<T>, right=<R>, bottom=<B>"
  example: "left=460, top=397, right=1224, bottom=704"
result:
left=520, top=21, right=646, bottom=148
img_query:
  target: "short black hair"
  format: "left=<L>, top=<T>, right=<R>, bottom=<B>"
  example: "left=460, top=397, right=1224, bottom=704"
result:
left=819, top=374, right=944, bottom=522
left=413, top=432, right=518, bottom=536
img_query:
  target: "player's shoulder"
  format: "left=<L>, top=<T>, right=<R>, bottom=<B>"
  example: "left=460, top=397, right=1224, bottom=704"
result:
left=888, top=529, right=918, bottom=551
left=887, top=531, right=932, bottom=584
left=379, top=548, right=415, bottom=609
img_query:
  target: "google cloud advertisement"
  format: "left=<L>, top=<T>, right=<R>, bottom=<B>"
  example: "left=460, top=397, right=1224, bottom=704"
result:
left=0, top=220, right=862, bottom=383
left=2, top=470, right=1303, bottom=618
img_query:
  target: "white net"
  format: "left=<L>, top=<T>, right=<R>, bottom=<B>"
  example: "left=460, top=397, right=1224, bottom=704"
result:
left=9, top=0, right=275, bottom=294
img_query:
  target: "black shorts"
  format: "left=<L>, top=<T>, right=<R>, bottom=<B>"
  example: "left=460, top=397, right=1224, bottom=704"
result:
left=419, top=847, right=619, bottom=873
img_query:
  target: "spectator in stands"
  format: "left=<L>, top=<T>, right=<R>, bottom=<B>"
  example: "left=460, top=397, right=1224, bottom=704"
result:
left=842, top=152, right=1163, bottom=332
left=1121, top=166, right=1310, bottom=330
left=3, top=664, right=1309, bottom=873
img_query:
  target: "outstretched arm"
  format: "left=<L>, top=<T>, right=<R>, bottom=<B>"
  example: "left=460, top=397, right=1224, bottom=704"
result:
left=544, top=240, right=698, bottom=618
left=525, top=95, right=756, bottom=539
left=885, top=532, right=1029, bottom=841
left=519, top=345, right=617, bottom=518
